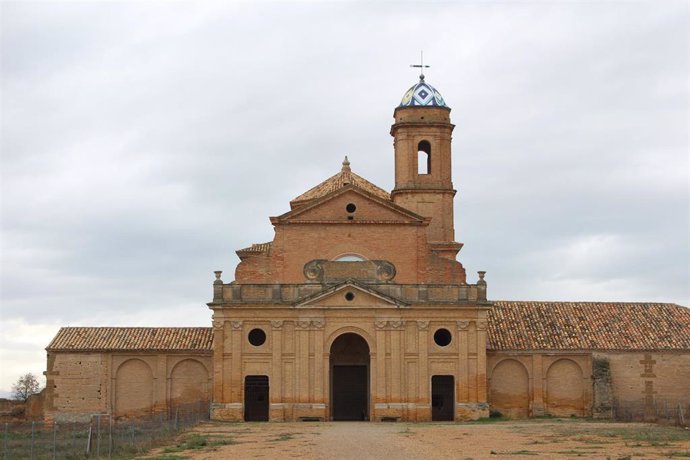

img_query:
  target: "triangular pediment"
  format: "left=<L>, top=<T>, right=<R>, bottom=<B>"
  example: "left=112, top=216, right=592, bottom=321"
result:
left=294, top=281, right=409, bottom=309
left=290, top=158, right=390, bottom=208
left=272, top=185, right=428, bottom=225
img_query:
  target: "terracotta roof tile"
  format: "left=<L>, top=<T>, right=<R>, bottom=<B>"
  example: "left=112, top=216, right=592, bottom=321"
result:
left=46, top=303, right=689, bottom=353
left=237, top=242, right=272, bottom=254
left=46, top=327, right=213, bottom=352
left=488, top=301, right=690, bottom=351
left=290, top=160, right=390, bottom=207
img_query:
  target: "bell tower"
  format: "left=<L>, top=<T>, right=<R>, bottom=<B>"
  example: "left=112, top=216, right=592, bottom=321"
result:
left=390, top=75, right=460, bottom=258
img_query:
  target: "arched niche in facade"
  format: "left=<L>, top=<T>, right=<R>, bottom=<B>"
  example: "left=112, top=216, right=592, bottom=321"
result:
left=489, top=358, right=530, bottom=418
left=115, top=358, right=154, bottom=417
left=170, top=358, right=210, bottom=409
left=545, top=358, right=585, bottom=417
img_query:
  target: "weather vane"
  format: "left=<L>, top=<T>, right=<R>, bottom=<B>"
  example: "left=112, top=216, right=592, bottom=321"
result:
left=410, top=50, right=430, bottom=80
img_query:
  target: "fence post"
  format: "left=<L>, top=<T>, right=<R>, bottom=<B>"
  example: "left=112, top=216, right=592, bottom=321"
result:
left=86, top=425, right=92, bottom=456
left=3, top=423, right=8, bottom=460
left=96, top=414, right=101, bottom=457
left=679, top=403, right=686, bottom=426
left=108, top=415, right=112, bottom=458
left=52, top=422, right=57, bottom=460
left=30, top=421, right=35, bottom=460
left=664, top=400, right=668, bottom=419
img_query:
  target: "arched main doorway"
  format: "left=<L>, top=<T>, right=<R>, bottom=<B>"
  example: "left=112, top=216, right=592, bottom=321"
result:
left=330, top=333, right=370, bottom=421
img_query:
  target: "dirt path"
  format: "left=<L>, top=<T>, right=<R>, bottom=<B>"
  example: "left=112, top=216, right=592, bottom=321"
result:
left=142, top=419, right=690, bottom=459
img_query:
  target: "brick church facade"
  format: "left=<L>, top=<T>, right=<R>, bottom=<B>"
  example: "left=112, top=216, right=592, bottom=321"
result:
left=44, top=76, right=690, bottom=422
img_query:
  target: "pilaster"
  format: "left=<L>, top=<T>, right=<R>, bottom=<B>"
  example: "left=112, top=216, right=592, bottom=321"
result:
left=457, top=320, right=469, bottom=402
left=417, top=320, right=430, bottom=420
left=532, top=354, right=545, bottom=416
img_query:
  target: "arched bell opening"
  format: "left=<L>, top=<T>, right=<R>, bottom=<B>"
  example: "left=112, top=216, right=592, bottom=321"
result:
left=417, top=140, right=431, bottom=175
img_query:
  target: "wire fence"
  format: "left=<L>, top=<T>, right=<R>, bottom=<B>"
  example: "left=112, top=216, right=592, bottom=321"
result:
left=612, top=399, right=689, bottom=426
left=2, top=400, right=209, bottom=459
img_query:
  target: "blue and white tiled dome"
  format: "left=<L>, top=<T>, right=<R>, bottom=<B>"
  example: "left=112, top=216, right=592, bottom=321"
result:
left=399, top=76, right=448, bottom=108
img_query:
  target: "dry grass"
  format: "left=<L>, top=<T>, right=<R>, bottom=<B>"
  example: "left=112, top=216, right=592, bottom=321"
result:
left=139, top=418, right=690, bottom=459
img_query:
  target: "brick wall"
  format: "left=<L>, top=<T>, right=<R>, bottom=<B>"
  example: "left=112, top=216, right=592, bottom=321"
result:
left=487, top=352, right=592, bottom=418
left=45, top=351, right=211, bottom=421
left=595, top=351, right=690, bottom=420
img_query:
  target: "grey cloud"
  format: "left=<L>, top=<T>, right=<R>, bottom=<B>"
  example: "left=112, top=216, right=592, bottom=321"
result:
left=1, top=1, right=687, bottom=392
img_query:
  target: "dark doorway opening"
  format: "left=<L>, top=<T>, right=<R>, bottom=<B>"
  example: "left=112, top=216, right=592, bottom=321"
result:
left=431, top=375, right=454, bottom=421
left=332, top=365, right=367, bottom=420
left=244, top=375, right=269, bottom=421
left=330, top=333, right=369, bottom=421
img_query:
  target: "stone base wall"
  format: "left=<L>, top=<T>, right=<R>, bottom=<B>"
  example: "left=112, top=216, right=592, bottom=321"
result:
left=456, top=402, right=490, bottom=420
left=210, top=401, right=488, bottom=422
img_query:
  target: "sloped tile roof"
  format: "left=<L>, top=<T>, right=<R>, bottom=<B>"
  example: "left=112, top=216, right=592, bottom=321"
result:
left=291, top=157, right=390, bottom=207
left=237, top=242, right=272, bottom=254
left=489, top=301, right=690, bottom=351
left=46, top=327, right=213, bottom=352
left=46, top=303, right=690, bottom=353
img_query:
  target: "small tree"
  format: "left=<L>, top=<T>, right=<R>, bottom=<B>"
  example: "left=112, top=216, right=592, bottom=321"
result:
left=12, top=373, right=41, bottom=401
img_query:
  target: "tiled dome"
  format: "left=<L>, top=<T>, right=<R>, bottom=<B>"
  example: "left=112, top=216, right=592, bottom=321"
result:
left=399, top=76, right=448, bottom=108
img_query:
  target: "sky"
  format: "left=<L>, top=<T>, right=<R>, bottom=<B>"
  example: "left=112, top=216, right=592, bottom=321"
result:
left=1, top=1, right=688, bottom=397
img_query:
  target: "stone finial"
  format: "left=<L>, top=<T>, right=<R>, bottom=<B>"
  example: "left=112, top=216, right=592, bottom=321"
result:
left=342, top=156, right=351, bottom=172
left=341, top=156, right=352, bottom=185
left=213, top=271, right=223, bottom=302
left=477, top=271, right=487, bottom=301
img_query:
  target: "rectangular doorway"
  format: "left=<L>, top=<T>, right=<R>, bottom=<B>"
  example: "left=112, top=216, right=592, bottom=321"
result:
left=332, top=365, right=368, bottom=420
left=431, top=375, right=454, bottom=421
left=244, top=375, right=269, bottom=421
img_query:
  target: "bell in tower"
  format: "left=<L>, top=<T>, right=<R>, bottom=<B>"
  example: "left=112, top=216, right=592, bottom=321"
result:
left=390, top=74, right=459, bottom=256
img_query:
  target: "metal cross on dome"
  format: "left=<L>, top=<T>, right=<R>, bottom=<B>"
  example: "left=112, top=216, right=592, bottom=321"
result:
left=410, top=51, right=430, bottom=81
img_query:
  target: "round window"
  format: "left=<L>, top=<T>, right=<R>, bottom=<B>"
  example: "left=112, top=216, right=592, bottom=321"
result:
left=346, top=203, right=357, bottom=213
left=433, top=328, right=452, bottom=347
left=248, top=328, right=266, bottom=346
left=345, top=292, right=355, bottom=301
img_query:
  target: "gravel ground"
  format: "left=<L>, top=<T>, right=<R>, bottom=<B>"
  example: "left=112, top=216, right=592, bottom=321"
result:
left=141, top=419, right=690, bottom=459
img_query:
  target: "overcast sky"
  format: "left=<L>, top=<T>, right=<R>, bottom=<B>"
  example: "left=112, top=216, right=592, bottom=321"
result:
left=1, top=1, right=688, bottom=396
